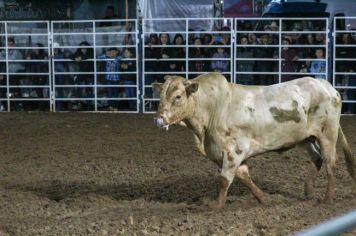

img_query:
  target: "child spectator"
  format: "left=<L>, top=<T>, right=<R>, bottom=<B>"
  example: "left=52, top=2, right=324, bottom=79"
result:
left=98, top=47, right=122, bottom=111
left=310, top=48, right=326, bottom=80
left=120, top=47, right=136, bottom=110
left=211, top=43, right=229, bottom=73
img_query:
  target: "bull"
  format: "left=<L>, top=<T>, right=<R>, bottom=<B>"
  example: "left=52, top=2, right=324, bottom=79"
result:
left=152, top=72, right=356, bottom=209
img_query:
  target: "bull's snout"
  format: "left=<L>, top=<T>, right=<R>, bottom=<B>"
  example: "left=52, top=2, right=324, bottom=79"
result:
left=154, top=116, right=165, bottom=128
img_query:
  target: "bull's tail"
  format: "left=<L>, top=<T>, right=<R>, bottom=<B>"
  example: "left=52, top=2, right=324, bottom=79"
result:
left=339, top=127, right=356, bottom=183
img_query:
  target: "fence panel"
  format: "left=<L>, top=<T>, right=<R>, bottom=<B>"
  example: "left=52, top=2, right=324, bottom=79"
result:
left=142, top=18, right=234, bottom=113
left=0, top=21, right=51, bottom=111
left=333, top=17, right=356, bottom=114
left=234, top=17, right=328, bottom=86
left=51, top=19, right=139, bottom=112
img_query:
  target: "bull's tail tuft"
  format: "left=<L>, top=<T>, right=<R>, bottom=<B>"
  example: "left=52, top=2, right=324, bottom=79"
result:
left=339, top=127, right=356, bottom=183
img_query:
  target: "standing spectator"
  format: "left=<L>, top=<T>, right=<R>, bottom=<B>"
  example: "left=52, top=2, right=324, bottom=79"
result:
left=275, top=37, right=298, bottom=82
left=156, top=33, right=175, bottom=80
left=100, top=5, right=119, bottom=27
left=310, top=48, right=326, bottom=80
left=254, top=33, right=274, bottom=85
left=120, top=47, right=136, bottom=110
left=172, top=34, right=186, bottom=72
left=211, top=43, right=229, bottom=73
left=52, top=42, right=68, bottom=111
left=0, top=37, right=25, bottom=103
left=71, top=41, right=94, bottom=109
left=188, top=37, right=209, bottom=78
left=25, top=43, right=48, bottom=110
left=236, top=36, right=254, bottom=85
left=98, top=47, right=122, bottom=111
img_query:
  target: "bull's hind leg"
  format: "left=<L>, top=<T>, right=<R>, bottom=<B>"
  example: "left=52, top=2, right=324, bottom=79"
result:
left=303, top=139, right=323, bottom=199
left=236, top=164, right=267, bottom=203
left=318, top=136, right=338, bottom=203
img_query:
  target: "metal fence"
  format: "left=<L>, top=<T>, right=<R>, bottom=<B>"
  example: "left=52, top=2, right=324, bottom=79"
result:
left=333, top=16, right=356, bottom=114
left=142, top=18, right=234, bottom=113
left=0, top=18, right=355, bottom=114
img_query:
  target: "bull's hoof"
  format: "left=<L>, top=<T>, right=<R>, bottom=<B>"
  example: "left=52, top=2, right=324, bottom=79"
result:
left=318, top=197, right=334, bottom=204
left=207, top=200, right=224, bottom=211
left=257, top=194, right=269, bottom=204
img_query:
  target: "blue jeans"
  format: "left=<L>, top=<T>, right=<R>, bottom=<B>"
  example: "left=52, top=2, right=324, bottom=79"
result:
left=107, top=80, right=120, bottom=107
left=123, top=80, right=136, bottom=110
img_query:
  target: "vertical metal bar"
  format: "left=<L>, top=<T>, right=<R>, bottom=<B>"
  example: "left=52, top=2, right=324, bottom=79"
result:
left=5, top=22, right=9, bottom=111
left=51, top=21, right=56, bottom=112
left=141, top=19, right=146, bottom=113
left=47, top=21, right=53, bottom=112
left=333, top=17, right=336, bottom=87
left=93, top=20, right=98, bottom=112
left=278, top=18, right=282, bottom=84
left=185, top=18, right=188, bottom=79
left=325, top=18, right=329, bottom=82
left=135, top=19, right=139, bottom=113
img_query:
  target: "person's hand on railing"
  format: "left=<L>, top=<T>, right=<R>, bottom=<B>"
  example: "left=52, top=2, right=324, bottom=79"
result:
left=75, top=56, right=82, bottom=62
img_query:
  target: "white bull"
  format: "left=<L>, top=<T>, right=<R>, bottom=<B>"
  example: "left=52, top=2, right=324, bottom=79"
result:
left=153, top=72, right=356, bottom=209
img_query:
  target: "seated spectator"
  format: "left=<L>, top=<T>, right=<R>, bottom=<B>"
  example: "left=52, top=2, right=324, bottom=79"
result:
left=309, top=48, right=326, bottom=80
left=211, top=43, right=229, bottom=73
left=98, top=47, right=122, bottom=111
left=120, top=47, right=136, bottom=110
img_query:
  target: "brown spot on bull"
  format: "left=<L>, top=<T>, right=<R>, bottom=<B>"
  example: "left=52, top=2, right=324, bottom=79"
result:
left=225, top=128, right=232, bottom=136
left=228, top=151, right=234, bottom=162
left=269, top=101, right=301, bottom=123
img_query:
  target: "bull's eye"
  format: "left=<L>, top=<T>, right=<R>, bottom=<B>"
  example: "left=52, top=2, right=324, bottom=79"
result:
left=175, top=95, right=181, bottom=101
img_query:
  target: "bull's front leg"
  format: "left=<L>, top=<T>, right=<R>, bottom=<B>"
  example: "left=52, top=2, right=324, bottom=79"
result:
left=210, top=150, right=243, bottom=210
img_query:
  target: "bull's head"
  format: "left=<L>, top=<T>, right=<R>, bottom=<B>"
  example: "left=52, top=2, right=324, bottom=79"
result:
left=152, top=75, right=199, bottom=130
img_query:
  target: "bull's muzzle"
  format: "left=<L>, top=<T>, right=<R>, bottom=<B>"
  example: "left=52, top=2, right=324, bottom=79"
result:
left=154, top=116, right=169, bottom=130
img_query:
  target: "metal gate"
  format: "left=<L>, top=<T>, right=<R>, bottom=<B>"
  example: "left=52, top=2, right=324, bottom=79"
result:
left=0, top=21, right=51, bottom=111
left=51, top=19, right=140, bottom=112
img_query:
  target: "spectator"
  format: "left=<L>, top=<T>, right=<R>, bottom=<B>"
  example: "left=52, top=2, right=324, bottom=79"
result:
left=310, top=48, right=326, bottom=80
left=236, top=36, right=254, bottom=85
left=188, top=37, right=209, bottom=78
left=0, top=37, right=25, bottom=103
left=120, top=47, right=136, bottom=110
left=172, top=34, right=186, bottom=72
left=144, top=33, right=159, bottom=98
left=25, top=43, right=48, bottom=110
left=71, top=41, right=94, bottom=110
left=52, top=42, right=68, bottom=111
left=211, top=43, right=229, bottom=73
left=254, top=33, right=274, bottom=85
left=275, top=37, right=298, bottom=82
left=156, top=33, right=176, bottom=80
left=100, top=5, right=119, bottom=27
left=98, top=47, right=122, bottom=111
left=202, top=33, right=214, bottom=58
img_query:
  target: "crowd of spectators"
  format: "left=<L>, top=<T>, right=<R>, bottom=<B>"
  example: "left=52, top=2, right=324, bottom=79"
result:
left=0, top=16, right=355, bottom=114
left=235, top=19, right=328, bottom=85
left=0, top=35, right=137, bottom=112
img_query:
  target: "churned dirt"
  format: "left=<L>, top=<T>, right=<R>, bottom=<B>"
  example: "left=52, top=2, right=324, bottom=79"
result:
left=0, top=113, right=355, bottom=236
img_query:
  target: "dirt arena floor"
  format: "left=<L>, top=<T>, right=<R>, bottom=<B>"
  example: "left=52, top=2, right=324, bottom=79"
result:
left=0, top=113, right=355, bottom=236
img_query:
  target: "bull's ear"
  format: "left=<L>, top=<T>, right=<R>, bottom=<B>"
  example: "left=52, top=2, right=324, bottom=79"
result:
left=185, top=82, right=199, bottom=96
left=152, top=82, right=163, bottom=92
